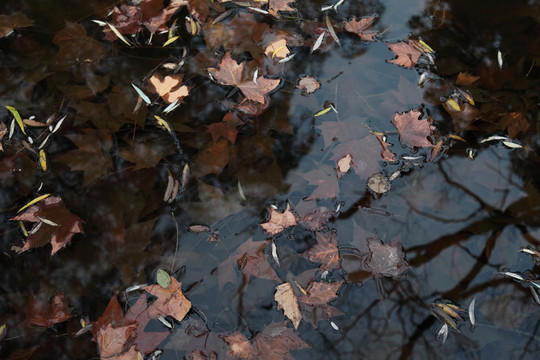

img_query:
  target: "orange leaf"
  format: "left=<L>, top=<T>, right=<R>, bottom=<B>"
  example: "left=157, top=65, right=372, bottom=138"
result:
left=344, top=15, right=378, bottom=41
left=143, top=277, right=191, bottom=322
left=25, top=293, right=71, bottom=327
left=260, top=203, right=297, bottom=235
left=148, top=74, right=190, bottom=104
left=386, top=40, right=422, bottom=68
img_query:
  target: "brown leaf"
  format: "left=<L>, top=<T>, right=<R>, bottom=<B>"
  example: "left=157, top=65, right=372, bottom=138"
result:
left=386, top=40, right=422, bottom=68
left=0, top=122, right=7, bottom=151
left=143, top=0, right=187, bottom=33
left=275, top=283, right=302, bottom=329
left=252, top=322, right=310, bottom=360
left=330, top=136, right=383, bottom=179
left=376, top=134, right=396, bottom=161
left=221, top=333, right=257, bottom=359
left=97, top=323, right=139, bottom=359
left=269, top=0, right=296, bottom=13
left=193, top=138, right=231, bottom=177
left=0, top=12, right=34, bottom=37
left=25, top=293, right=71, bottom=327
left=143, top=277, right=191, bottom=322
left=392, top=109, right=434, bottom=148
left=456, top=72, right=480, bottom=86
left=236, top=239, right=280, bottom=282
left=11, top=196, right=84, bottom=255
left=503, top=112, right=529, bottom=138
left=367, top=237, right=409, bottom=278
left=208, top=52, right=280, bottom=103
left=206, top=112, right=242, bottom=144
left=264, top=38, right=290, bottom=59
left=299, top=165, right=340, bottom=200
left=297, top=76, right=320, bottom=94
left=298, top=282, right=342, bottom=306
left=336, top=153, right=353, bottom=177
left=91, top=294, right=124, bottom=339
left=260, top=204, right=297, bottom=236
left=53, top=21, right=106, bottom=66
left=301, top=231, right=341, bottom=271
left=119, top=133, right=176, bottom=170
left=344, top=15, right=378, bottom=41
left=148, top=74, right=190, bottom=104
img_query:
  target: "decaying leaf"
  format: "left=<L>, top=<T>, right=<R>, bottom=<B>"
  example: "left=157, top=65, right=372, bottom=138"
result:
left=344, top=15, right=378, bottom=41
left=25, top=293, right=71, bottom=327
left=301, top=231, right=341, bottom=271
left=142, top=277, right=191, bottom=322
left=148, top=74, right=190, bottom=104
left=367, top=237, right=409, bottom=278
left=367, top=173, right=391, bottom=195
left=0, top=12, right=34, bottom=37
left=386, top=40, right=422, bottom=68
left=260, top=203, right=297, bottom=236
left=456, top=72, right=480, bottom=86
left=392, top=109, right=434, bottom=148
left=264, top=38, right=290, bottom=59
left=221, top=333, right=257, bottom=359
left=275, top=282, right=301, bottom=329
left=97, top=323, right=141, bottom=360
left=336, top=153, right=353, bottom=176
left=252, top=322, right=310, bottom=360
left=11, top=195, right=84, bottom=255
left=297, top=76, right=321, bottom=94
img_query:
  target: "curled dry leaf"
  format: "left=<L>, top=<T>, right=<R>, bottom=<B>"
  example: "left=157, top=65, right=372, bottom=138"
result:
left=344, top=15, right=378, bottom=41
left=392, top=109, right=434, bottom=148
left=275, top=282, right=301, bottom=329
left=260, top=203, right=297, bottom=236
left=386, top=40, right=422, bottom=68
left=297, top=76, right=320, bottom=94
left=148, top=74, right=190, bottom=104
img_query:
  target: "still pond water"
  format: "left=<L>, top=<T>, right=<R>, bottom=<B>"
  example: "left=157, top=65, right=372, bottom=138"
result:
left=1, top=0, right=539, bottom=359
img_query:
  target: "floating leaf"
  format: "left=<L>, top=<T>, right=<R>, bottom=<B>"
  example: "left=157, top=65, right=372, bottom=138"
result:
left=344, top=15, right=378, bottom=41
left=260, top=203, right=297, bottom=236
left=386, top=40, right=422, bottom=68
left=392, top=109, right=434, bottom=148
left=274, top=282, right=301, bottom=329
left=17, top=193, right=50, bottom=213
left=156, top=269, right=171, bottom=289
left=131, top=83, right=152, bottom=105
left=6, top=106, right=26, bottom=135
left=106, top=22, right=131, bottom=46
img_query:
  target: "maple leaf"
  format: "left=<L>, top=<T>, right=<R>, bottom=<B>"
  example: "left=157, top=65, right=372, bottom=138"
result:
left=11, top=195, right=84, bottom=255
left=148, top=74, right=190, bottom=104
left=275, top=282, right=302, bottom=329
left=367, top=237, right=410, bottom=278
left=143, top=0, right=187, bottom=34
left=297, top=76, right=320, bottom=94
left=269, top=0, right=296, bottom=14
left=25, top=293, right=71, bottom=327
left=386, top=40, right=422, bottom=68
left=208, top=52, right=280, bottom=103
left=53, top=21, right=106, bottom=65
left=0, top=12, right=34, bottom=38
left=260, top=203, right=297, bottom=236
left=206, top=112, right=243, bottom=144
left=252, top=322, right=310, bottom=360
left=143, top=277, right=191, bottom=322
left=97, top=323, right=141, bottom=360
left=221, top=333, right=257, bottom=359
left=91, top=294, right=124, bottom=339
left=264, top=38, right=290, bottom=60
left=330, top=136, right=384, bottom=179
left=301, top=231, right=341, bottom=271
left=57, top=129, right=113, bottom=187
left=392, top=109, right=434, bottom=148
left=344, top=15, right=378, bottom=41
left=298, top=281, right=342, bottom=306
left=119, top=133, right=176, bottom=170
left=192, top=138, right=232, bottom=177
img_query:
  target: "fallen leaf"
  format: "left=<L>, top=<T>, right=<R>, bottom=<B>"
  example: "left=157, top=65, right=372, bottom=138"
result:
left=367, top=237, right=409, bottom=278
left=91, top=294, right=124, bottom=339
left=193, top=138, right=232, bottom=177
left=392, top=109, right=434, bottom=148
left=148, top=74, right=190, bottom=104
left=208, top=52, right=280, bottom=103
left=386, top=40, right=422, bottom=68
left=298, top=281, right=342, bottom=306
left=456, top=72, right=480, bottom=86
left=375, top=134, right=396, bottom=161
left=344, top=15, right=378, bottom=41
left=11, top=195, right=84, bottom=255
left=143, top=277, right=191, bottom=322
left=252, top=322, right=310, bottom=360
left=299, top=165, right=340, bottom=200
left=336, top=153, right=353, bottom=177
left=269, top=0, right=296, bottom=13
left=264, top=38, right=290, bottom=59
left=301, top=231, right=341, bottom=271
left=0, top=122, right=6, bottom=151
left=297, top=76, right=320, bottom=94
left=221, top=333, right=257, bottom=359
left=0, top=12, right=34, bottom=37
left=260, top=203, right=297, bottom=236
left=366, top=173, right=391, bottom=195
left=275, top=283, right=302, bottom=329
left=97, top=323, right=140, bottom=360
left=25, top=293, right=71, bottom=327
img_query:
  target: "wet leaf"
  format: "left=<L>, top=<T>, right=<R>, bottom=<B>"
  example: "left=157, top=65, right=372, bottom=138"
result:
left=11, top=195, right=84, bottom=256
left=221, top=333, right=257, bottom=359
left=392, top=109, right=434, bottom=148
left=91, top=294, right=124, bottom=339
left=0, top=122, right=6, bottom=151
left=208, top=52, right=280, bottom=103
left=269, top=0, right=296, bottom=14
left=386, top=40, right=422, bottom=68
left=260, top=203, right=297, bottom=236
left=265, top=38, right=290, bottom=60
left=367, top=173, right=391, bottom=195
left=6, top=106, right=26, bottom=135
left=97, top=323, right=140, bottom=360
left=366, top=237, right=409, bottom=278
left=143, top=277, right=191, bottom=322
left=275, top=282, right=301, bottom=329
left=157, top=269, right=171, bottom=289
left=148, top=74, right=190, bottom=104
left=344, top=15, right=378, bottom=41
left=456, top=72, right=480, bottom=86
left=53, top=21, right=107, bottom=65
left=0, top=12, right=34, bottom=37
left=25, top=293, right=71, bottom=327
left=301, top=231, right=341, bottom=271
left=298, top=281, right=342, bottom=306
left=299, top=165, right=340, bottom=200
left=252, top=322, right=310, bottom=360
left=297, top=76, right=320, bottom=94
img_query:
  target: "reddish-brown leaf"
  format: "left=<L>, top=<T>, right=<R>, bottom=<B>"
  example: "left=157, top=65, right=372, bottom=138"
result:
left=143, top=277, right=191, bottom=322
left=392, top=109, right=434, bottom=148
left=456, top=72, right=480, bottom=86
left=193, top=138, right=231, bottom=177
left=297, top=76, right=320, bottom=94
left=367, top=237, right=409, bottom=278
left=301, top=231, right=341, bottom=270
left=0, top=12, right=34, bottom=37
left=221, top=333, right=257, bottom=359
left=344, top=15, right=378, bottom=41
left=269, top=0, right=296, bottom=13
left=386, top=40, right=422, bottom=68
left=298, top=281, right=342, bottom=306
left=252, top=322, right=310, bottom=360
left=144, top=0, right=187, bottom=33
left=376, top=134, right=396, bottom=161
left=25, top=293, right=71, bottom=327
left=91, top=294, right=124, bottom=339
left=208, top=52, right=280, bottom=103
left=11, top=196, right=84, bottom=255
left=206, top=112, right=243, bottom=144
left=260, top=203, right=297, bottom=236
left=53, top=21, right=106, bottom=65
left=97, top=323, right=140, bottom=360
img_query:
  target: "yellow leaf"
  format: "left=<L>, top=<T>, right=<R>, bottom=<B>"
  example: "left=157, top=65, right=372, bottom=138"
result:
left=17, top=193, right=50, bottom=213
left=448, top=134, right=467, bottom=142
left=39, top=149, right=47, bottom=171
left=418, top=39, right=434, bottom=53
left=163, top=36, right=179, bottom=47
left=106, top=22, right=131, bottom=46
left=445, top=98, right=461, bottom=111
left=314, top=107, right=332, bottom=117
left=6, top=106, right=26, bottom=135
left=19, top=221, right=28, bottom=237
left=154, top=115, right=173, bottom=134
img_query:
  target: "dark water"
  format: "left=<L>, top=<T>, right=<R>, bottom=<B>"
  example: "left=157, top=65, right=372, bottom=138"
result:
left=1, top=0, right=539, bottom=359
